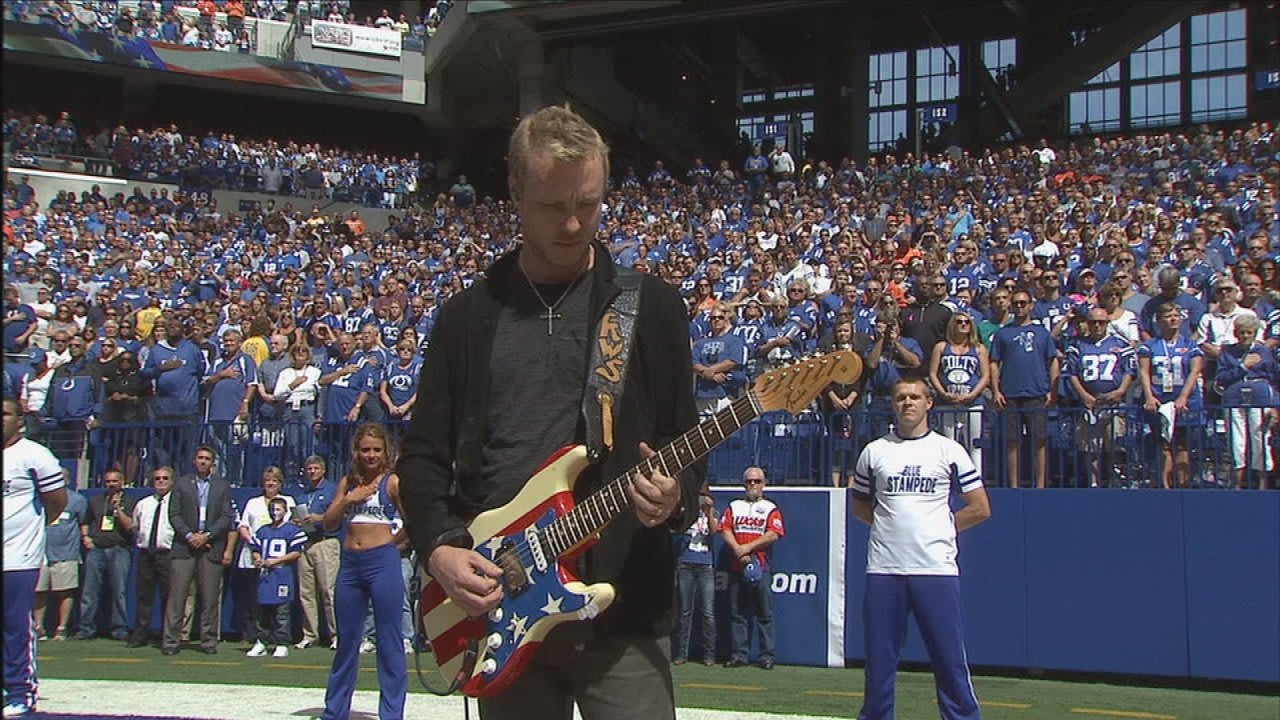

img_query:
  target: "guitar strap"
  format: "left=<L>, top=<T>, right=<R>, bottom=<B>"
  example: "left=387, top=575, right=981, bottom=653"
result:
left=582, top=268, right=643, bottom=464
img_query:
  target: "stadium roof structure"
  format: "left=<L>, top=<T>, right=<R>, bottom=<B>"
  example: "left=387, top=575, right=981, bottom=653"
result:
left=422, top=0, right=1226, bottom=166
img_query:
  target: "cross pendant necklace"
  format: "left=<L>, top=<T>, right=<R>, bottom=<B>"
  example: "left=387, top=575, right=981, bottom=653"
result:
left=521, top=268, right=576, bottom=336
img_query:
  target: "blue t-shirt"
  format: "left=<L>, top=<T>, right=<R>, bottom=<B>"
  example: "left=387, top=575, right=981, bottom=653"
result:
left=991, top=323, right=1058, bottom=399
left=675, top=511, right=715, bottom=566
left=1138, top=293, right=1206, bottom=340
left=4, top=303, right=36, bottom=351
left=692, top=333, right=747, bottom=399
left=46, top=490, right=88, bottom=563
left=251, top=521, right=307, bottom=606
left=298, top=479, right=339, bottom=539
left=206, top=352, right=257, bottom=422
left=382, top=357, right=421, bottom=409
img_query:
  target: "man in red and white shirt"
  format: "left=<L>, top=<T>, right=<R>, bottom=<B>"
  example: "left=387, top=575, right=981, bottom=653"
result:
left=719, top=466, right=784, bottom=669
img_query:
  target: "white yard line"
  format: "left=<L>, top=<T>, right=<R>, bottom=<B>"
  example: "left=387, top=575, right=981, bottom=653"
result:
left=37, top=678, right=843, bottom=720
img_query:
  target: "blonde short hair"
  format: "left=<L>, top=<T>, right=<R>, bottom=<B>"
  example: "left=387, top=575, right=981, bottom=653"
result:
left=508, top=104, right=610, bottom=198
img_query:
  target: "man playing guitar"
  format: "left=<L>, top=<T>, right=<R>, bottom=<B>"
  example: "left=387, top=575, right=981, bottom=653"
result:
left=397, top=104, right=705, bottom=720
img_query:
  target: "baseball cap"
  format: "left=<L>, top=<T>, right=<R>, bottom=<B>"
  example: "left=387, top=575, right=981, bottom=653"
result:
left=743, top=560, right=763, bottom=585
left=1077, top=267, right=1096, bottom=277
left=28, top=348, right=46, bottom=366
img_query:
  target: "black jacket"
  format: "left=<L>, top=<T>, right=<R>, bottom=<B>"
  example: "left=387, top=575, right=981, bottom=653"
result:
left=398, top=241, right=704, bottom=636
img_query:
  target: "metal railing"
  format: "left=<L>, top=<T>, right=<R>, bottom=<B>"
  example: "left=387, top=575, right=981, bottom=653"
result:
left=30, top=406, right=1278, bottom=490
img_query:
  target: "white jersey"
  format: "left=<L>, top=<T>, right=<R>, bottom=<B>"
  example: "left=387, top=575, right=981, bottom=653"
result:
left=3, top=437, right=66, bottom=571
left=852, top=431, right=982, bottom=576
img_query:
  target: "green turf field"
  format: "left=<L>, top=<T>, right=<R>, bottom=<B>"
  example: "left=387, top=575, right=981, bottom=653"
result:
left=38, top=639, right=1279, bottom=720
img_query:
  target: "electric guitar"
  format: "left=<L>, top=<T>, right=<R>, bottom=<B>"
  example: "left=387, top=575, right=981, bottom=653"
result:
left=418, top=351, right=862, bottom=697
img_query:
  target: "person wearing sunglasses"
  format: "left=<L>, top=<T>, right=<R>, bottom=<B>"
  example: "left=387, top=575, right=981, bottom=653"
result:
left=1065, top=308, right=1138, bottom=487
left=900, top=275, right=953, bottom=379
left=990, top=290, right=1059, bottom=489
left=929, top=312, right=990, bottom=472
left=693, top=304, right=747, bottom=417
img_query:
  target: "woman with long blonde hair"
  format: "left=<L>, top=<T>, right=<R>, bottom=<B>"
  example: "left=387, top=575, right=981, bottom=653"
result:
left=928, top=311, right=990, bottom=470
left=318, top=423, right=408, bottom=719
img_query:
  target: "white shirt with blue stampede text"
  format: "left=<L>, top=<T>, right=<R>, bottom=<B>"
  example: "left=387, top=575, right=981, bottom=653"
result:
left=4, top=437, right=66, bottom=571
left=852, top=431, right=982, bottom=576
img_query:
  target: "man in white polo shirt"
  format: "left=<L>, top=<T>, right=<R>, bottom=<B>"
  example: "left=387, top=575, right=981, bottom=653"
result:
left=4, top=396, right=68, bottom=718
left=851, top=377, right=990, bottom=720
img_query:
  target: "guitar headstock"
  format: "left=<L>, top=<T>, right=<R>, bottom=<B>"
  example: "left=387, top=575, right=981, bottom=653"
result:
left=751, top=351, right=863, bottom=415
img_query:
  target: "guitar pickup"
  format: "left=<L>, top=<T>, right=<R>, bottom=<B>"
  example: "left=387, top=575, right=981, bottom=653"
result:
left=525, top=527, right=548, bottom=573
left=495, top=540, right=529, bottom=595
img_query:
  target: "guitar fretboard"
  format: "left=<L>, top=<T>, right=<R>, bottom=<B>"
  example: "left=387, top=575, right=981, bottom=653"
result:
left=539, top=391, right=762, bottom=558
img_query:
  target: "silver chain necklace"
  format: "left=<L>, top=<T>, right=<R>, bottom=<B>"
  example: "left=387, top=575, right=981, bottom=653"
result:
left=519, top=267, right=577, bottom=336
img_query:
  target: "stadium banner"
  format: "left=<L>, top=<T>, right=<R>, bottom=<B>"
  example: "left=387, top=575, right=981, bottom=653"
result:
left=310, top=19, right=402, bottom=58
left=3, top=17, right=407, bottom=103
left=85, top=484, right=1277, bottom=682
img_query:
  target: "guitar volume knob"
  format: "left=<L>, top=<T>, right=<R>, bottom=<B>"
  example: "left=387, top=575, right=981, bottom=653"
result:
left=480, top=659, right=497, bottom=675
left=488, top=608, right=503, bottom=622
left=487, top=633, right=502, bottom=649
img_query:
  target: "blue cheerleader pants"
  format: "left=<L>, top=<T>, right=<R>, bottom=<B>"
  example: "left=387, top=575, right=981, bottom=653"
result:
left=858, top=574, right=980, bottom=720
left=321, top=543, right=407, bottom=720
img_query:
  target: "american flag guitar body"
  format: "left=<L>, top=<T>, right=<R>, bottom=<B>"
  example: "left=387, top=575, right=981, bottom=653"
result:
left=417, top=351, right=862, bottom=697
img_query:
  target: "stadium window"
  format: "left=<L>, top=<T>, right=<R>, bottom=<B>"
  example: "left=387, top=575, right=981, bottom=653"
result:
left=1068, top=87, right=1121, bottom=134
left=868, top=109, right=907, bottom=154
left=981, top=37, right=1016, bottom=88
left=773, top=84, right=815, bottom=101
left=1190, top=9, right=1246, bottom=73
left=741, top=90, right=767, bottom=105
left=737, top=116, right=767, bottom=142
left=915, top=45, right=959, bottom=103
left=1130, top=81, right=1181, bottom=129
left=1130, top=23, right=1180, bottom=81
left=1190, top=74, right=1247, bottom=122
left=1085, top=62, right=1121, bottom=86
left=797, top=111, right=814, bottom=136
left=868, top=50, right=908, bottom=109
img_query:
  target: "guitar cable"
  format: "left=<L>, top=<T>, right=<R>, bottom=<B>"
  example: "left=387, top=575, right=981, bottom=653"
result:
left=409, top=562, right=479, bottom=715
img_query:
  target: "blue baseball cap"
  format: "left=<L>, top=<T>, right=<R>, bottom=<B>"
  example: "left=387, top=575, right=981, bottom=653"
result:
left=28, top=348, right=46, bottom=366
left=743, top=560, right=763, bottom=585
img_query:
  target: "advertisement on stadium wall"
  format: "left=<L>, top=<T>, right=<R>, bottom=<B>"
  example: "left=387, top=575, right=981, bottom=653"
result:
left=3, top=17, right=407, bottom=103
left=708, top=487, right=845, bottom=668
left=310, top=19, right=402, bottom=58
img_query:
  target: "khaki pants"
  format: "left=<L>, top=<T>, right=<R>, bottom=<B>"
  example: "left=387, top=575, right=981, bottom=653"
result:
left=297, top=537, right=340, bottom=644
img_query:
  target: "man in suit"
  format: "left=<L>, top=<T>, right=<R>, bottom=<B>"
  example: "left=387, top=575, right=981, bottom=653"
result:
left=162, top=445, right=233, bottom=655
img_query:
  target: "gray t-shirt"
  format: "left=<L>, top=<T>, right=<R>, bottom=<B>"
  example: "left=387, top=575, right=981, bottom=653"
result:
left=480, top=271, right=591, bottom=508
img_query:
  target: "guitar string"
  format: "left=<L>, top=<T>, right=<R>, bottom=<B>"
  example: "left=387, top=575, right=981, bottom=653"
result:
left=494, top=392, right=761, bottom=570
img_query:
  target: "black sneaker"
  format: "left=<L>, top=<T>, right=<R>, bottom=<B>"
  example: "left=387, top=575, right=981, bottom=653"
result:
left=758, top=658, right=775, bottom=670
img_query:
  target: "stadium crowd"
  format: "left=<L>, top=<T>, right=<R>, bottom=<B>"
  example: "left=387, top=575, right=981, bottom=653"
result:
left=3, top=1, right=452, bottom=50
left=3, top=110, right=1280, bottom=494
left=3, top=109, right=429, bottom=209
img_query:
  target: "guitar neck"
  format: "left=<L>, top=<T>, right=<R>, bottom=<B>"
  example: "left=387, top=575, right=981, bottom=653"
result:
left=540, top=391, right=762, bottom=558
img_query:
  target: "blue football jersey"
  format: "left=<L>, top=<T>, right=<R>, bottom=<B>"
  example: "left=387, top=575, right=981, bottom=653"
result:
left=251, top=522, right=307, bottom=606
left=1065, top=335, right=1136, bottom=396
